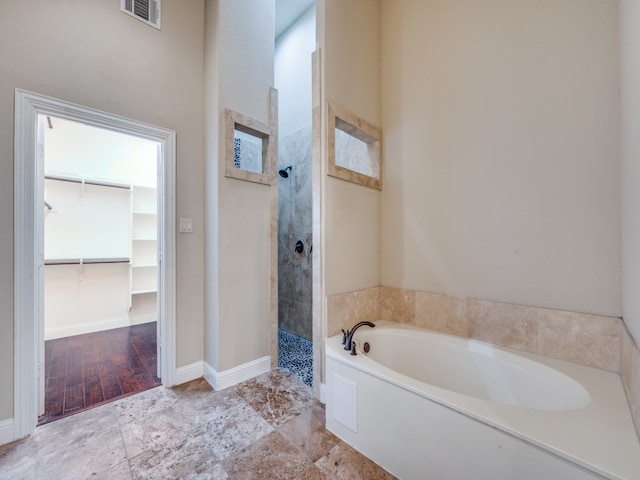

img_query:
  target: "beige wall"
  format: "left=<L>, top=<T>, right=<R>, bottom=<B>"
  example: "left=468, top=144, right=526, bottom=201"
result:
left=204, top=0, right=275, bottom=372
left=0, top=0, right=205, bottom=421
left=380, top=0, right=620, bottom=317
left=621, top=0, right=640, bottom=345
left=321, top=0, right=382, bottom=297
left=620, top=0, right=640, bottom=438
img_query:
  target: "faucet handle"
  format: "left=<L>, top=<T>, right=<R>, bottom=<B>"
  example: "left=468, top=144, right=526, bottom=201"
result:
left=341, top=329, right=349, bottom=345
left=350, top=341, right=357, bottom=356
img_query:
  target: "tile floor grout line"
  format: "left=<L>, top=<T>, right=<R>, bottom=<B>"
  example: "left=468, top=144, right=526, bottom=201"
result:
left=114, top=402, right=135, bottom=480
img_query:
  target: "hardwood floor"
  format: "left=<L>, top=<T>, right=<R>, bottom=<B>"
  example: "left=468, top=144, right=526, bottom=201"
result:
left=40, top=322, right=160, bottom=425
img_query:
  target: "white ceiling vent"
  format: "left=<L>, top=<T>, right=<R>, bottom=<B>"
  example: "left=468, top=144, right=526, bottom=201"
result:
left=121, top=0, right=161, bottom=30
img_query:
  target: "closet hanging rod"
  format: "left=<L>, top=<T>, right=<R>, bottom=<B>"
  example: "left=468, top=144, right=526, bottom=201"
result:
left=44, top=257, right=130, bottom=266
left=45, top=174, right=131, bottom=190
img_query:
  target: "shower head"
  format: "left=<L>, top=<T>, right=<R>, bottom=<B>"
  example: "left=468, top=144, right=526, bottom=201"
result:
left=279, top=166, right=292, bottom=178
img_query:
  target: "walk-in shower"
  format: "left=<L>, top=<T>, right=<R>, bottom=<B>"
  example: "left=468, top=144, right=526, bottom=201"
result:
left=275, top=0, right=316, bottom=387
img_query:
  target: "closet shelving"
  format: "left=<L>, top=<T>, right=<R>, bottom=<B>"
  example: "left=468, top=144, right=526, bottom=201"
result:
left=44, top=173, right=131, bottom=266
left=45, top=258, right=130, bottom=265
left=45, top=173, right=130, bottom=190
left=44, top=174, right=158, bottom=305
left=130, top=185, right=158, bottom=301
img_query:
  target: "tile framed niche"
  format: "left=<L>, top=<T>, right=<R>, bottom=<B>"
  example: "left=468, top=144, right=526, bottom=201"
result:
left=224, top=108, right=276, bottom=186
left=327, top=103, right=382, bottom=190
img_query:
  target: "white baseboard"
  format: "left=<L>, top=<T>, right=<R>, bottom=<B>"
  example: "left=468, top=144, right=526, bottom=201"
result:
left=45, top=314, right=156, bottom=340
left=319, top=383, right=326, bottom=404
left=174, top=361, right=204, bottom=385
left=0, top=418, right=15, bottom=446
left=204, top=356, right=271, bottom=391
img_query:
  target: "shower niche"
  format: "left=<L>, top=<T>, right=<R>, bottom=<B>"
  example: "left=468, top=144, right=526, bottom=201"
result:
left=327, top=103, right=383, bottom=190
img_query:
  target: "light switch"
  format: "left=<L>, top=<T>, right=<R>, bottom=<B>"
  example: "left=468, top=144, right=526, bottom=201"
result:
left=179, top=218, right=193, bottom=233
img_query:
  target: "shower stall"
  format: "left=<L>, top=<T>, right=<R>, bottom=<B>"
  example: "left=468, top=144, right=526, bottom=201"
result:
left=277, top=130, right=313, bottom=385
left=275, top=1, right=316, bottom=386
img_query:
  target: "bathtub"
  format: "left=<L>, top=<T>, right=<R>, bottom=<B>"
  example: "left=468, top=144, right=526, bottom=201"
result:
left=325, top=321, right=640, bottom=480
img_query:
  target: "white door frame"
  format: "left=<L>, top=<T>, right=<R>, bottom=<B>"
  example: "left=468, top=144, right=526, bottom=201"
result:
left=14, top=89, right=176, bottom=439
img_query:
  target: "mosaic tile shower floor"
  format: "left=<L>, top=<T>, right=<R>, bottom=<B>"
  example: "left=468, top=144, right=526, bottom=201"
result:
left=278, top=329, right=313, bottom=387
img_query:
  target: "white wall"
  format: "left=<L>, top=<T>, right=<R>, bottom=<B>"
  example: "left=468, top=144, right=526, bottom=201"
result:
left=44, top=264, right=135, bottom=339
left=44, top=181, right=131, bottom=261
left=380, top=0, right=620, bottom=317
left=44, top=180, right=132, bottom=339
left=204, top=0, right=275, bottom=372
left=0, top=0, right=205, bottom=422
left=621, top=0, right=640, bottom=344
left=44, top=116, right=158, bottom=187
left=321, top=0, right=382, bottom=296
left=275, top=6, right=316, bottom=138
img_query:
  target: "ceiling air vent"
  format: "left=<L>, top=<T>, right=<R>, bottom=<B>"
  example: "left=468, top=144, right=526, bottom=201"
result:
left=121, top=0, right=161, bottom=30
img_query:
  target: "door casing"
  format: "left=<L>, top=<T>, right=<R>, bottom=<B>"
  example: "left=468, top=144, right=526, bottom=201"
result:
left=14, top=89, right=177, bottom=439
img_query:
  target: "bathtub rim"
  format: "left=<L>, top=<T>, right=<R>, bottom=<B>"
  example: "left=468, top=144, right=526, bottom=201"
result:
left=325, top=320, right=640, bottom=480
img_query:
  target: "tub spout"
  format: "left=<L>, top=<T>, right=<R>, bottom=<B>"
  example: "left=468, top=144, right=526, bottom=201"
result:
left=344, top=321, right=375, bottom=354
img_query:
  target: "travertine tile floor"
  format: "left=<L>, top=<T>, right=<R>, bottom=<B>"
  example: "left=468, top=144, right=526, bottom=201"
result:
left=0, top=370, right=396, bottom=480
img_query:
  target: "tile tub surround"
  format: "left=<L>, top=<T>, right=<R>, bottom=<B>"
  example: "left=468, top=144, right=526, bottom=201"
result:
left=326, top=286, right=381, bottom=338
left=0, top=370, right=395, bottom=480
left=328, top=287, right=622, bottom=373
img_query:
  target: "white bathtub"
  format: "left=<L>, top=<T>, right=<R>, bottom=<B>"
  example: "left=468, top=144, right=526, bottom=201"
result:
left=325, top=321, right=640, bottom=480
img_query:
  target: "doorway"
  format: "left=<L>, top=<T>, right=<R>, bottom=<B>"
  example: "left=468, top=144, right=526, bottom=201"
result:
left=14, top=89, right=177, bottom=439
left=39, top=115, right=162, bottom=424
left=275, top=0, right=316, bottom=387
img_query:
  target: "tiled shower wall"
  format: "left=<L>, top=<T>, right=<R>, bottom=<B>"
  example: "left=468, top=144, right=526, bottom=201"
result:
left=278, top=125, right=313, bottom=341
left=234, top=135, right=262, bottom=172
left=327, top=286, right=640, bottom=437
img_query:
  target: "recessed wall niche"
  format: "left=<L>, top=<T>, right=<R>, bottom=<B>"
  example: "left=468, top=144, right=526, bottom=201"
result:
left=224, top=108, right=276, bottom=185
left=327, top=103, right=382, bottom=190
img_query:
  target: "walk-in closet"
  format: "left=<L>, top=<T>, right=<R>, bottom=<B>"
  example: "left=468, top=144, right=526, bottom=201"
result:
left=40, top=116, right=161, bottom=424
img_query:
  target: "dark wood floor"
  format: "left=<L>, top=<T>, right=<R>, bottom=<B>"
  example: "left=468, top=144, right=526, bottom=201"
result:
left=40, top=322, right=161, bottom=425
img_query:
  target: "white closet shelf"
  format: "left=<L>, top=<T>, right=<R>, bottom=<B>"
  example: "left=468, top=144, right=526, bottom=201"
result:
left=131, top=263, right=157, bottom=268
left=132, top=237, right=157, bottom=241
left=131, top=289, right=157, bottom=295
left=132, top=210, right=157, bottom=215
left=45, top=257, right=130, bottom=266
left=45, top=174, right=131, bottom=190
